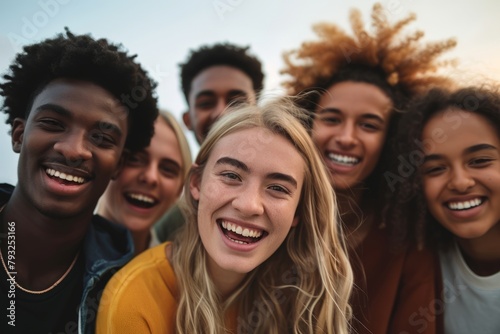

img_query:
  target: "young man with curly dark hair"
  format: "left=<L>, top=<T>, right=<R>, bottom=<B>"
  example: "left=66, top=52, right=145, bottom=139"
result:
left=154, top=42, right=264, bottom=242
left=0, top=28, right=158, bottom=334
left=180, top=42, right=264, bottom=145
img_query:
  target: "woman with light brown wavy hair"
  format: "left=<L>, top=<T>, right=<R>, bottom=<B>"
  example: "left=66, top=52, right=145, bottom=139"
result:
left=282, top=3, right=456, bottom=333
left=96, top=98, right=353, bottom=334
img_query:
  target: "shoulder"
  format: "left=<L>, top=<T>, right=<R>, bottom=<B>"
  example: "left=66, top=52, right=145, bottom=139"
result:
left=102, top=242, right=175, bottom=299
left=96, top=243, right=177, bottom=332
left=0, top=183, right=14, bottom=205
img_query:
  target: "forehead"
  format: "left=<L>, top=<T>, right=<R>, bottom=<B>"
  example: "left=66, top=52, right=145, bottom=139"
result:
left=189, top=65, right=254, bottom=98
left=423, top=109, right=500, bottom=153
left=146, top=117, right=182, bottom=164
left=29, top=79, right=128, bottom=127
left=318, top=81, right=392, bottom=117
left=206, top=127, right=304, bottom=179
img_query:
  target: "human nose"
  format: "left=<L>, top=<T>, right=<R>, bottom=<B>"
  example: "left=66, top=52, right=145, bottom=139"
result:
left=138, top=164, right=159, bottom=187
left=53, top=130, right=92, bottom=166
left=447, top=167, right=475, bottom=193
left=335, top=122, right=357, bottom=148
left=232, top=183, right=264, bottom=216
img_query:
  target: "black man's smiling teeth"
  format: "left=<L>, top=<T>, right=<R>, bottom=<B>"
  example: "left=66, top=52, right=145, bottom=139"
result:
left=45, top=168, right=86, bottom=184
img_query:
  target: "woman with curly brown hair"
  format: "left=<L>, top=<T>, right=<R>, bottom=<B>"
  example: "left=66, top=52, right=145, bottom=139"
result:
left=282, top=3, right=455, bottom=333
left=393, top=86, right=500, bottom=334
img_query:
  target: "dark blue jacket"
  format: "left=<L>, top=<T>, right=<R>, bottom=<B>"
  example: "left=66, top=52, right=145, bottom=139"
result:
left=0, top=183, right=134, bottom=334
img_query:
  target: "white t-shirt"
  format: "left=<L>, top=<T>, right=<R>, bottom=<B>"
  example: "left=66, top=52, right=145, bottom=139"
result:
left=439, top=242, right=500, bottom=334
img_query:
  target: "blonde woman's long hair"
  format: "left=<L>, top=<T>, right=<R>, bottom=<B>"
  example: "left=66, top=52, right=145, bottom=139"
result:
left=172, top=97, right=353, bottom=334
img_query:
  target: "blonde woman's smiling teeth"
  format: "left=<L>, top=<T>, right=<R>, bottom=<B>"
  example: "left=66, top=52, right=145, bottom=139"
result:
left=221, top=220, right=263, bottom=238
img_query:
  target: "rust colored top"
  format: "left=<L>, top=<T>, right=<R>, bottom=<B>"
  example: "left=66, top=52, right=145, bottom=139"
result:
left=350, top=225, right=441, bottom=334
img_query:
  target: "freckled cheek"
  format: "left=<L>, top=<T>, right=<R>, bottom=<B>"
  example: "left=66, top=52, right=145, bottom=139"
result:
left=270, top=206, right=297, bottom=229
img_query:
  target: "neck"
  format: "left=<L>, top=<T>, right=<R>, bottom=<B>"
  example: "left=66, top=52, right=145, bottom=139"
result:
left=1, top=189, right=89, bottom=290
left=132, top=229, right=151, bottom=255
left=336, top=187, right=374, bottom=248
left=207, top=258, right=246, bottom=301
left=456, top=225, right=500, bottom=276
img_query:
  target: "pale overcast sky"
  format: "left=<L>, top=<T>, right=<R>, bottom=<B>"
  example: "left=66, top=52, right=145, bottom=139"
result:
left=1, top=0, right=499, bottom=185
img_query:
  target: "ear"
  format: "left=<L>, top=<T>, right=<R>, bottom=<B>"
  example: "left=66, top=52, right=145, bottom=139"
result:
left=291, top=216, right=299, bottom=227
left=189, top=164, right=201, bottom=201
left=182, top=111, right=193, bottom=130
left=111, top=149, right=128, bottom=180
left=11, top=118, right=26, bottom=153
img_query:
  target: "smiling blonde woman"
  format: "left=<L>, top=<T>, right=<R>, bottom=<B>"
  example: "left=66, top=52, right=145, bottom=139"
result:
left=96, top=98, right=353, bottom=334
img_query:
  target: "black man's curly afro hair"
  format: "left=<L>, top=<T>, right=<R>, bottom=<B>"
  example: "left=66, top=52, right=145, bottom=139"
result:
left=0, top=28, right=158, bottom=152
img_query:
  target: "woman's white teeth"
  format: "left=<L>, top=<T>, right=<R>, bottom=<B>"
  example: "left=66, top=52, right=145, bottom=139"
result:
left=129, top=193, right=154, bottom=203
left=227, top=236, right=249, bottom=244
left=46, top=168, right=85, bottom=184
left=328, top=153, right=359, bottom=165
left=448, top=198, right=483, bottom=210
left=221, top=221, right=262, bottom=238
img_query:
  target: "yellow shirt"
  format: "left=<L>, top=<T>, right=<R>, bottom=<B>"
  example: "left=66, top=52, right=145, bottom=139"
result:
left=96, top=242, right=178, bottom=333
left=96, top=242, right=238, bottom=333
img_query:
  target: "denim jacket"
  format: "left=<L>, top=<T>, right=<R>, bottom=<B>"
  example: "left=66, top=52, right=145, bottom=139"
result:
left=0, top=184, right=134, bottom=334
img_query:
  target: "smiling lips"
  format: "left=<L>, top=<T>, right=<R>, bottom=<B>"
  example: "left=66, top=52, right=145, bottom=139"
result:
left=219, top=220, right=265, bottom=245
left=327, top=153, right=360, bottom=166
left=124, top=192, right=157, bottom=209
left=446, top=198, right=484, bottom=211
left=45, top=168, right=86, bottom=184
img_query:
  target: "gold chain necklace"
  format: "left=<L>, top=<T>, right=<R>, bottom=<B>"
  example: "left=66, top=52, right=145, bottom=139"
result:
left=0, top=205, right=80, bottom=295
left=0, top=247, right=80, bottom=295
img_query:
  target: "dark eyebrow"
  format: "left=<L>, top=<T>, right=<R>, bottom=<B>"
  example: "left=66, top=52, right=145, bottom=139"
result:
left=194, top=91, right=216, bottom=99
left=317, top=108, right=385, bottom=124
left=36, top=103, right=123, bottom=137
left=215, top=157, right=297, bottom=188
left=36, top=103, right=72, bottom=117
left=423, top=144, right=498, bottom=164
left=422, top=154, right=443, bottom=164
left=464, top=143, right=497, bottom=154
left=226, top=90, right=248, bottom=98
left=195, top=90, right=248, bottom=100
left=216, top=157, right=249, bottom=172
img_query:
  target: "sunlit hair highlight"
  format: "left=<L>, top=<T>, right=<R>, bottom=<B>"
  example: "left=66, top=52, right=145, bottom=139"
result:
left=172, top=97, right=353, bottom=333
left=281, top=2, right=456, bottom=112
